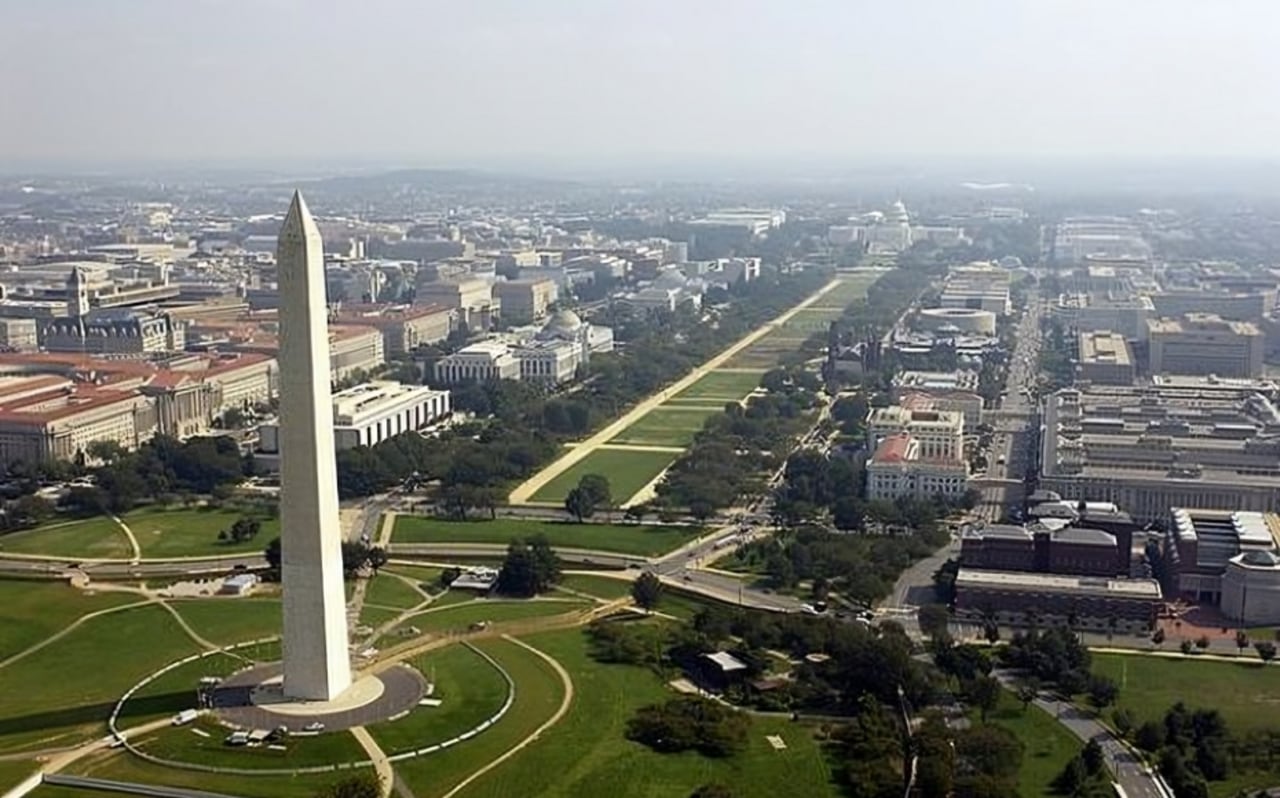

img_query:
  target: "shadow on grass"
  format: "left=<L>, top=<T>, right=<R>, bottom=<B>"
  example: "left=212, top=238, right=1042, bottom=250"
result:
left=0, top=690, right=192, bottom=741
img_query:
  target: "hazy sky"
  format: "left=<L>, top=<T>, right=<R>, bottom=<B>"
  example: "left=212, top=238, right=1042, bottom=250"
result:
left=2, top=0, right=1278, bottom=168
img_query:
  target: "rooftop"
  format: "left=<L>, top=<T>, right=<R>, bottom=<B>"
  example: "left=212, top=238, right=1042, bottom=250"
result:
left=956, top=568, right=1162, bottom=599
left=1079, top=331, right=1133, bottom=367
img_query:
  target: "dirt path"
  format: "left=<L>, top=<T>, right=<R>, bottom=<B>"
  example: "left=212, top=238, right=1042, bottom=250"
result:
left=508, top=278, right=844, bottom=505
left=437, top=635, right=575, bottom=798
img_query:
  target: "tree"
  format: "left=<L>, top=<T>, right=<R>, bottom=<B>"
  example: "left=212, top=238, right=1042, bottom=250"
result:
left=1081, top=739, right=1105, bottom=774
left=1087, top=675, right=1119, bottom=709
left=1051, top=755, right=1087, bottom=795
left=626, top=696, right=750, bottom=757
left=315, top=773, right=381, bottom=798
left=689, top=785, right=735, bottom=798
left=578, top=473, right=612, bottom=508
left=1112, top=707, right=1135, bottom=738
left=222, top=516, right=262, bottom=544
left=497, top=536, right=561, bottom=597
left=632, top=571, right=663, bottom=611
left=264, top=537, right=282, bottom=576
left=1135, top=721, right=1163, bottom=752
left=955, top=724, right=1023, bottom=780
left=917, top=604, right=951, bottom=640
left=967, top=675, right=1001, bottom=723
left=1255, top=640, right=1277, bottom=663
left=564, top=487, right=597, bottom=522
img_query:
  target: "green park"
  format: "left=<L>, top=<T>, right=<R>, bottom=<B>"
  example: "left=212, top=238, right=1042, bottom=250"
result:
left=391, top=516, right=699, bottom=557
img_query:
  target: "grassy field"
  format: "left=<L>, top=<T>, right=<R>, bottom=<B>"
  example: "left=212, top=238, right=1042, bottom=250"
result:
left=369, top=644, right=510, bottom=755
left=366, top=573, right=427, bottom=609
left=361, top=605, right=404, bottom=629
left=0, top=580, right=143, bottom=661
left=395, top=637, right=566, bottom=797
left=393, top=516, right=699, bottom=557
left=606, top=407, right=717, bottom=448
left=977, top=690, right=1082, bottom=797
left=124, top=507, right=280, bottom=558
left=129, top=719, right=367, bottom=770
left=393, top=599, right=591, bottom=637
left=69, top=748, right=339, bottom=798
left=529, top=449, right=678, bottom=505
left=556, top=573, right=635, bottom=602
left=0, top=603, right=200, bottom=753
left=167, top=597, right=282, bottom=646
left=0, top=507, right=280, bottom=560
left=0, top=516, right=133, bottom=559
left=0, top=759, right=35, bottom=792
left=455, top=628, right=838, bottom=798
left=671, top=370, right=765, bottom=402
left=1093, top=653, right=1280, bottom=733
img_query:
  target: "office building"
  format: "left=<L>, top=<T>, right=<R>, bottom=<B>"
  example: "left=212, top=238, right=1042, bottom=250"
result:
left=1051, top=293, right=1154, bottom=341
left=865, top=433, right=969, bottom=501
left=1147, top=314, right=1264, bottom=378
left=332, top=303, right=452, bottom=356
left=1078, top=331, right=1135, bottom=385
left=0, top=319, right=38, bottom=352
left=891, top=370, right=984, bottom=427
left=1150, top=290, right=1267, bottom=324
left=493, top=278, right=558, bottom=324
left=917, top=307, right=997, bottom=336
left=260, top=380, right=450, bottom=453
left=413, top=278, right=497, bottom=330
left=868, top=405, right=965, bottom=461
left=1040, top=381, right=1280, bottom=521
left=954, top=569, right=1161, bottom=631
left=433, top=341, right=521, bottom=383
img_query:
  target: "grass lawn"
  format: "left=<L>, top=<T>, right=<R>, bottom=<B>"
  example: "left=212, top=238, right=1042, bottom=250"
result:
left=395, top=599, right=590, bottom=636
left=130, top=719, right=367, bottom=770
left=607, top=408, right=717, bottom=448
left=0, top=759, right=35, bottom=792
left=395, top=637, right=566, bottom=797
left=0, top=516, right=133, bottom=559
left=385, top=565, right=443, bottom=591
left=69, top=748, right=338, bottom=798
left=167, top=597, right=282, bottom=647
left=0, top=580, right=143, bottom=662
left=556, top=574, right=635, bottom=602
left=369, top=644, right=510, bottom=756
left=654, top=590, right=719, bottom=621
left=529, top=449, right=678, bottom=505
left=124, top=507, right=280, bottom=558
left=455, top=628, right=838, bottom=798
left=393, top=516, right=699, bottom=557
left=366, top=573, right=427, bottom=609
left=671, top=370, right=765, bottom=402
left=0, top=603, right=200, bottom=753
left=361, top=605, right=404, bottom=629
left=1093, top=653, right=1280, bottom=733
left=975, top=690, right=1081, bottom=797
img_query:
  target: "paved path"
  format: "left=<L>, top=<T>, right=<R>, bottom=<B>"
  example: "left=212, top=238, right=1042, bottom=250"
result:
left=993, top=669, right=1163, bottom=798
left=109, top=514, right=142, bottom=564
left=438, top=635, right=574, bottom=798
left=508, top=278, right=844, bottom=505
left=595, top=443, right=686, bottom=454
left=350, top=726, right=394, bottom=798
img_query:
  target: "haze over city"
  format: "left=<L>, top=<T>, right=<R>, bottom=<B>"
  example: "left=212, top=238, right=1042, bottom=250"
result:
left=3, top=0, right=1280, bottom=173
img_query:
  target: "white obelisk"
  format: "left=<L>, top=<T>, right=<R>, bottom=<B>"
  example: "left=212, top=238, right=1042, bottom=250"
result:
left=277, top=191, right=352, bottom=701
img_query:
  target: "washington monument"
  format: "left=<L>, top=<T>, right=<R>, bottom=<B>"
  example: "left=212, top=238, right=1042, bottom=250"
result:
left=276, top=191, right=352, bottom=701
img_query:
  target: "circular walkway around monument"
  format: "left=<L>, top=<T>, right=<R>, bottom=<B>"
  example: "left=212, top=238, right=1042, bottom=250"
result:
left=213, top=663, right=424, bottom=731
